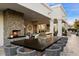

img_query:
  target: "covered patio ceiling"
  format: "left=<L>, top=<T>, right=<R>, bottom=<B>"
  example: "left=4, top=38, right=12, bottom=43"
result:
left=0, top=3, right=50, bottom=23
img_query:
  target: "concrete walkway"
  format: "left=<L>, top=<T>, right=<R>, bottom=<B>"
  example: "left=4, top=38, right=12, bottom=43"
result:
left=61, top=34, right=79, bottom=56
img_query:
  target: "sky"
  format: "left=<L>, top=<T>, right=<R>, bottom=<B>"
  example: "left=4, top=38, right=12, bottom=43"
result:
left=48, top=3, right=79, bottom=25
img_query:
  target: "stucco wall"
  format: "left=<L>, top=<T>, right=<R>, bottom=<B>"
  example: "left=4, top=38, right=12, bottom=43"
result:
left=0, top=11, right=4, bottom=46
left=4, top=9, right=24, bottom=45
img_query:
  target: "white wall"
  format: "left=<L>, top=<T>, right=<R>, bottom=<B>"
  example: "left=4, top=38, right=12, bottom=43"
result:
left=0, top=11, right=4, bottom=46
left=18, top=3, right=51, bottom=18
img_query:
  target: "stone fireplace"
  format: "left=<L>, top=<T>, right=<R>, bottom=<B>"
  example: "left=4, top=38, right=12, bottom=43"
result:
left=4, top=9, right=25, bottom=45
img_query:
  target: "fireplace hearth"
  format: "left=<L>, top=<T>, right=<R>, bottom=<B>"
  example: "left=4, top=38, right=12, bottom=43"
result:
left=9, top=30, right=21, bottom=38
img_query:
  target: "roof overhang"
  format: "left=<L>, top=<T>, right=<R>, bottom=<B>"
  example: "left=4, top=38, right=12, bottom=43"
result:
left=51, top=4, right=67, bottom=19
left=0, top=3, right=50, bottom=22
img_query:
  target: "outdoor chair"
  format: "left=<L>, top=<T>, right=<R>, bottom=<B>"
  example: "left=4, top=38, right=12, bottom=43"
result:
left=17, top=47, right=36, bottom=56
left=58, top=39, right=67, bottom=43
left=4, top=44, right=18, bottom=56
left=57, top=37, right=68, bottom=46
left=49, top=44, right=64, bottom=51
left=45, top=45, right=62, bottom=56
left=56, top=40, right=67, bottom=47
left=61, top=37, right=68, bottom=41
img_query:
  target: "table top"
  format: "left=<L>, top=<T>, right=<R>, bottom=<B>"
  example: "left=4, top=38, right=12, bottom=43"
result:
left=11, top=39, right=54, bottom=52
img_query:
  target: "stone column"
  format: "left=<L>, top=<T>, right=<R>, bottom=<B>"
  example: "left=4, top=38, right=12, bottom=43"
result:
left=57, top=19, right=62, bottom=37
left=50, top=14, right=54, bottom=36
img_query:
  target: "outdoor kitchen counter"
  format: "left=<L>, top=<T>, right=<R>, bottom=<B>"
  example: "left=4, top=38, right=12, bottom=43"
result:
left=11, top=39, right=56, bottom=52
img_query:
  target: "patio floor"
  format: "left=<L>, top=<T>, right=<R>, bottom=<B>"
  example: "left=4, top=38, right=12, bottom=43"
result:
left=0, top=47, right=5, bottom=56
left=61, top=34, right=79, bottom=56
left=0, top=34, right=79, bottom=56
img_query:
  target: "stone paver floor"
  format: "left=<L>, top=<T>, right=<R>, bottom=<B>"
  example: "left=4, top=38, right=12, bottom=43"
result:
left=61, top=34, right=79, bottom=56
left=0, top=47, right=5, bottom=56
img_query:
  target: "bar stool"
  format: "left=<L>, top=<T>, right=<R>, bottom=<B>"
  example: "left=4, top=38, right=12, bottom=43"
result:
left=4, top=44, right=18, bottom=56
left=45, top=45, right=62, bottom=56
left=17, top=47, right=36, bottom=56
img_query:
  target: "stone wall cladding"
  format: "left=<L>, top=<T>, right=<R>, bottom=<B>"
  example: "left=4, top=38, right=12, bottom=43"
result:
left=4, top=9, right=24, bottom=45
